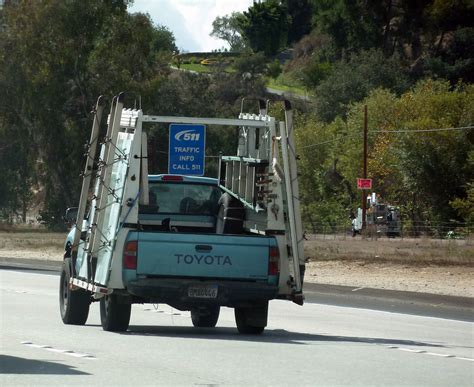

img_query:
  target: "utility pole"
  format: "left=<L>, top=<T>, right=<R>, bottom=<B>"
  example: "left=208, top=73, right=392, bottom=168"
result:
left=362, top=105, right=368, bottom=231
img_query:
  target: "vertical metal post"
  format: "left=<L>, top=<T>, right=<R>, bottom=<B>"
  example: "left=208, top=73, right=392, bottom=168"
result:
left=71, top=96, right=104, bottom=274
left=283, top=101, right=305, bottom=285
left=362, top=105, right=368, bottom=231
left=279, top=121, right=302, bottom=293
left=139, top=132, right=149, bottom=205
left=89, top=93, right=124, bottom=260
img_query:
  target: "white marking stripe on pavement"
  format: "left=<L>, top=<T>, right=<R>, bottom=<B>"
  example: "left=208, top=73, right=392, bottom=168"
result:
left=21, top=341, right=96, bottom=359
left=385, top=345, right=472, bottom=362
left=455, top=357, right=474, bottom=362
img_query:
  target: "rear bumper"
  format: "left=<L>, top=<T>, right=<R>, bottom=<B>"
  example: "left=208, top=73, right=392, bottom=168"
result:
left=126, top=278, right=278, bottom=309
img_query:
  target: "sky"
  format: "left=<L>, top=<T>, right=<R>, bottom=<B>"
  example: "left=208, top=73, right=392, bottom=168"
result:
left=128, top=0, right=254, bottom=52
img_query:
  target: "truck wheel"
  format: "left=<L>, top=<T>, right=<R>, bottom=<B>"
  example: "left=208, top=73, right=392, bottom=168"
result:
left=100, top=294, right=131, bottom=332
left=191, top=306, right=220, bottom=328
left=59, top=258, right=90, bottom=325
left=234, top=302, right=268, bottom=334
left=216, top=193, right=245, bottom=234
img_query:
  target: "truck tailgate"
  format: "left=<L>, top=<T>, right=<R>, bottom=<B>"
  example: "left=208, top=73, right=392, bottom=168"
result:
left=135, top=232, right=271, bottom=280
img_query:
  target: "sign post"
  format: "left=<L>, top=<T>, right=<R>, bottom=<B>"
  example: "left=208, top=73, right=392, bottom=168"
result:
left=361, top=105, right=368, bottom=231
left=168, top=124, right=206, bottom=176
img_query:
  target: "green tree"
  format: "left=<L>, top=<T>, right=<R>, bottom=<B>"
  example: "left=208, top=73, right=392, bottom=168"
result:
left=392, top=81, right=473, bottom=222
left=295, top=79, right=473, bottom=228
left=0, top=0, right=176, bottom=227
left=314, top=49, right=410, bottom=122
left=211, top=12, right=245, bottom=52
left=424, top=27, right=474, bottom=83
left=0, top=123, right=35, bottom=223
left=237, top=0, right=291, bottom=56
left=310, top=0, right=388, bottom=56
left=283, top=0, right=313, bottom=44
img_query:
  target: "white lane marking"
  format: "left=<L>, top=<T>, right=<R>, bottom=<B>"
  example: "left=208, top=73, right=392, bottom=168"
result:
left=455, top=357, right=474, bottom=362
left=305, top=301, right=474, bottom=324
left=2, top=289, right=28, bottom=294
left=21, top=341, right=96, bottom=360
left=385, top=345, right=471, bottom=362
left=142, top=305, right=190, bottom=317
left=351, top=287, right=365, bottom=292
left=397, top=348, right=426, bottom=354
left=425, top=352, right=455, bottom=358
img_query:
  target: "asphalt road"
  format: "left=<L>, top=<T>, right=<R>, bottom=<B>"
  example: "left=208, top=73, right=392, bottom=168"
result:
left=2, top=258, right=472, bottom=321
left=1, top=269, right=473, bottom=385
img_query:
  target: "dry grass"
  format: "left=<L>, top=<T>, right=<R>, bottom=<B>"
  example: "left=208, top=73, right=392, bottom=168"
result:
left=1, top=231, right=473, bottom=267
left=0, top=231, right=64, bottom=251
left=304, top=236, right=474, bottom=266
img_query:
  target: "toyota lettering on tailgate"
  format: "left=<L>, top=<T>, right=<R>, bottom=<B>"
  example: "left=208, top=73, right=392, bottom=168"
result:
left=175, top=254, right=232, bottom=266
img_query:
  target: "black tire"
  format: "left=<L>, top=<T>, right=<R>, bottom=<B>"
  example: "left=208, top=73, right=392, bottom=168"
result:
left=64, top=242, right=71, bottom=259
left=191, top=306, right=220, bottom=328
left=235, top=303, right=268, bottom=335
left=59, top=258, right=90, bottom=325
left=216, top=193, right=245, bottom=234
left=100, top=294, right=131, bottom=332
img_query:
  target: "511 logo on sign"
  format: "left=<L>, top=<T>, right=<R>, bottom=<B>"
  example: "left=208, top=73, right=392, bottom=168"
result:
left=175, top=130, right=201, bottom=142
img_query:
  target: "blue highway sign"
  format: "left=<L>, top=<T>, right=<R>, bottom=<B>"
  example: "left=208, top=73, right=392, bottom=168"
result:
left=168, top=124, right=206, bottom=175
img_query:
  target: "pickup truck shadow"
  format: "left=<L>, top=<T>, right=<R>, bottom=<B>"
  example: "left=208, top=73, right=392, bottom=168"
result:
left=0, top=355, right=90, bottom=375
left=124, top=326, right=444, bottom=348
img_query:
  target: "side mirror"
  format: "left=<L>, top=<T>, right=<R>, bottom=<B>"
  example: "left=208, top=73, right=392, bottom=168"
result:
left=64, top=207, right=78, bottom=225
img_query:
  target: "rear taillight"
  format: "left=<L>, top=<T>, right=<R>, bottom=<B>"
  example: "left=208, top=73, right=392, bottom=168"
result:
left=268, top=246, right=280, bottom=276
left=123, top=240, right=138, bottom=270
left=162, top=175, right=183, bottom=181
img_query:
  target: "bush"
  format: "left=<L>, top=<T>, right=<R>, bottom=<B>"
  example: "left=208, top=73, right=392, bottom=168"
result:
left=233, top=52, right=267, bottom=77
left=267, top=59, right=282, bottom=79
left=301, top=61, right=332, bottom=88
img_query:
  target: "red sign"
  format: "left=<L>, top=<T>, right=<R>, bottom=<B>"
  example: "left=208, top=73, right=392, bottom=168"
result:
left=357, top=178, right=372, bottom=189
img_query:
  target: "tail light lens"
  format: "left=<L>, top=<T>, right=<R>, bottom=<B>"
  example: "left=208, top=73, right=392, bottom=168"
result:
left=162, top=175, right=183, bottom=181
left=268, top=246, right=280, bottom=276
left=123, top=240, right=138, bottom=270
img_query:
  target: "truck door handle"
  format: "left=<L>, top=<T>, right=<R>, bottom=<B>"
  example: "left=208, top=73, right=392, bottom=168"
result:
left=195, top=245, right=213, bottom=252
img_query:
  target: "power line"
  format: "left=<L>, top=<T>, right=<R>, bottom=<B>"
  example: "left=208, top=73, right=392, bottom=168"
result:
left=373, top=125, right=474, bottom=134
left=299, top=125, right=474, bottom=149
left=300, top=133, right=363, bottom=149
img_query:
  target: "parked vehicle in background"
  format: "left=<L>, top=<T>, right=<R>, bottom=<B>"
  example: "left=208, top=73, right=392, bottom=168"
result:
left=352, top=193, right=401, bottom=237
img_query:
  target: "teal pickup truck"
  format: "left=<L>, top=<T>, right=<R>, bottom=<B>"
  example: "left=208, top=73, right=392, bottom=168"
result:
left=60, top=97, right=304, bottom=336
left=63, top=175, right=280, bottom=334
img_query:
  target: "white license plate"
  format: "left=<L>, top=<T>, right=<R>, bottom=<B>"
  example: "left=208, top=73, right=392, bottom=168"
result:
left=188, top=285, right=218, bottom=299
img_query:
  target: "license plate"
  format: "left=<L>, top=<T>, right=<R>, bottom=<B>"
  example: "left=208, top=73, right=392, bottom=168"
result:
left=188, top=285, right=218, bottom=299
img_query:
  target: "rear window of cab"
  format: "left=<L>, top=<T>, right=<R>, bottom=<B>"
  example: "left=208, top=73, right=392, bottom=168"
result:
left=140, top=182, right=222, bottom=215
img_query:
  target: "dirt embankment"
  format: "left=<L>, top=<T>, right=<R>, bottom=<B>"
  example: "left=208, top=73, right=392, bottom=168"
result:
left=304, top=236, right=474, bottom=297
left=0, top=232, right=64, bottom=260
left=0, top=231, right=473, bottom=297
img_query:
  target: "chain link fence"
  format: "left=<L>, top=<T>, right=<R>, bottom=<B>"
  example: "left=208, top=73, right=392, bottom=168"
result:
left=306, top=221, right=473, bottom=242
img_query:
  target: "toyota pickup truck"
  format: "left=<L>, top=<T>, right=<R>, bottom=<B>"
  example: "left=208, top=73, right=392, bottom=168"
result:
left=63, top=174, right=280, bottom=333
left=60, top=95, right=304, bottom=335
left=121, top=173, right=280, bottom=333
